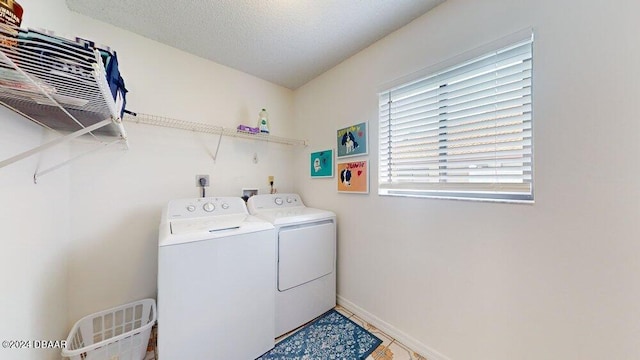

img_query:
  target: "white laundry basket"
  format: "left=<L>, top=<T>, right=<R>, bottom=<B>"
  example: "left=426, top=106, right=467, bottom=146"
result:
left=62, top=299, right=156, bottom=360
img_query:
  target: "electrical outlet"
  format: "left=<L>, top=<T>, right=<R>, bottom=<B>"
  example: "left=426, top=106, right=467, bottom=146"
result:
left=242, top=188, right=258, bottom=199
left=268, top=176, right=274, bottom=183
left=196, top=175, right=210, bottom=187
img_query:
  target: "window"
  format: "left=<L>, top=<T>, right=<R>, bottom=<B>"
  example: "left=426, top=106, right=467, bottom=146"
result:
left=378, top=32, right=533, bottom=202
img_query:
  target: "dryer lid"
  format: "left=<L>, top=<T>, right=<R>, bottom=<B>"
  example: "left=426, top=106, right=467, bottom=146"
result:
left=253, top=207, right=335, bottom=225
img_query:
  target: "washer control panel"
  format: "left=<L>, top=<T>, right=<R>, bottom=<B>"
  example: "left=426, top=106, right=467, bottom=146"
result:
left=166, top=197, right=248, bottom=220
left=247, top=193, right=305, bottom=212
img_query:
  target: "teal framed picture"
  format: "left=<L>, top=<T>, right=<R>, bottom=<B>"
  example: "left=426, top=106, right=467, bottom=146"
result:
left=310, top=149, right=334, bottom=178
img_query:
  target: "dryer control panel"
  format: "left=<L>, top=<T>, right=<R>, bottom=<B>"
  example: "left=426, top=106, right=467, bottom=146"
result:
left=166, top=197, right=248, bottom=220
left=247, top=193, right=304, bottom=211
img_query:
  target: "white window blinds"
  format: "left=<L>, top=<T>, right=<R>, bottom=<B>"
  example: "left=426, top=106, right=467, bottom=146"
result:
left=379, top=34, right=534, bottom=202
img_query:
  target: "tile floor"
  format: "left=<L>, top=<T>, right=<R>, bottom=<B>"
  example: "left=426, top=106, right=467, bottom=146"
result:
left=143, top=325, right=157, bottom=360
left=334, top=305, right=427, bottom=360
left=146, top=304, right=428, bottom=360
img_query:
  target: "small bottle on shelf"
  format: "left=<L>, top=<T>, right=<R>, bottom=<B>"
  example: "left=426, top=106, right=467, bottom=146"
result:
left=258, top=108, right=270, bottom=134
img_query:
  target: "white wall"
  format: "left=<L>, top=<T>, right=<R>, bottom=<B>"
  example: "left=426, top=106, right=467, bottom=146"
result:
left=0, top=108, right=70, bottom=360
left=293, top=1, right=640, bottom=359
left=2, top=1, right=295, bottom=356
left=0, top=5, right=77, bottom=360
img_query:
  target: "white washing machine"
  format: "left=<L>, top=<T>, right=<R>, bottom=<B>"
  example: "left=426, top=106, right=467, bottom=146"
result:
left=157, top=197, right=276, bottom=360
left=247, top=193, right=336, bottom=337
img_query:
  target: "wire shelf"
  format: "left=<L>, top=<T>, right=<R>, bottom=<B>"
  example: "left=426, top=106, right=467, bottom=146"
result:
left=0, top=26, right=125, bottom=137
left=0, top=25, right=128, bottom=181
left=124, top=113, right=308, bottom=147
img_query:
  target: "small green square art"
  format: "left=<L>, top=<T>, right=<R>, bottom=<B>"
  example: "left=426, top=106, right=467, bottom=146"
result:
left=310, top=149, right=334, bottom=178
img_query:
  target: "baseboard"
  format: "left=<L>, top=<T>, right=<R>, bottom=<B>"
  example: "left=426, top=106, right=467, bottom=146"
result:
left=337, top=295, right=451, bottom=360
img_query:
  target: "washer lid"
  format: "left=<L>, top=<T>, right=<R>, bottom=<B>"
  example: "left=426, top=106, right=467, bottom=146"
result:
left=170, top=213, right=248, bottom=235
left=159, top=215, right=274, bottom=247
left=253, top=207, right=335, bottom=226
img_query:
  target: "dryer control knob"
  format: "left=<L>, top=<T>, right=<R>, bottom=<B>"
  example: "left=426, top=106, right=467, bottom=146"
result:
left=203, top=202, right=215, bottom=212
left=186, top=205, right=196, bottom=212
left=286, top=197, right=293, bottom=203
left=274, top=197, right=283, bottom=205
left=221, top=203, right=229, bottom=210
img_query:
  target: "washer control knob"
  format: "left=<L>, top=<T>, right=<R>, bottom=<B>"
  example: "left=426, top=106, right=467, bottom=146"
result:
left=221, top=203, right=230, bottom=210
left=286, top=197, right=293, bottom=203
left=275, top=197, right=284, bottom=205
left=186, top=205, right=196, bottom=212
left=203, top=202, right=215, bottom=212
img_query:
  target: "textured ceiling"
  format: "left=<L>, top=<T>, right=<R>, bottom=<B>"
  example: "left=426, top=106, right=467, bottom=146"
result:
left=65, top=0, right=445, bottom=89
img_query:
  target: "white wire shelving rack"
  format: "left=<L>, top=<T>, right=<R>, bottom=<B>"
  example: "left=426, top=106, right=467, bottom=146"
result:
left=0, top=26, right=127, bottom=183
left=124, top=112, right=308, bottom=147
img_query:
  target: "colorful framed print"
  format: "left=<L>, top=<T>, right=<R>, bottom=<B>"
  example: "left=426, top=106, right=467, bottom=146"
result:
left=337, top=160, right=369, bottom=194
left=310, top=149, right=334, bottom=178
left=336, top=122, right=367, bottom=158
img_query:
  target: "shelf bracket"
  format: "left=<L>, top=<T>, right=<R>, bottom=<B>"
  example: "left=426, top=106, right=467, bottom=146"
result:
left=33, top=138, right=124, bottom=184
left=0, top=118, right=112, bottom=171
left=211, top=132, right=223, bottom=162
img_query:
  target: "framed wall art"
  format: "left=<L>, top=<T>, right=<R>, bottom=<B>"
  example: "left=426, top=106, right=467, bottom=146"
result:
left=310, top=149, right=334, bottom=178
left=337, top=160, right=369, bottom=194
left=336, top=122, right=367, bottom=158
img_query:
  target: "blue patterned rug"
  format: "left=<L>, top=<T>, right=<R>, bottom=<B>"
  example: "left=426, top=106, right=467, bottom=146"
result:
left=257, top=309, right=382, bottom=360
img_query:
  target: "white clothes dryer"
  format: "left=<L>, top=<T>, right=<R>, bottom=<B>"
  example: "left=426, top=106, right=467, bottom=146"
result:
left=247, top=193, right=336, bottom=337
left=157, top=197, right=275, bottom=360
